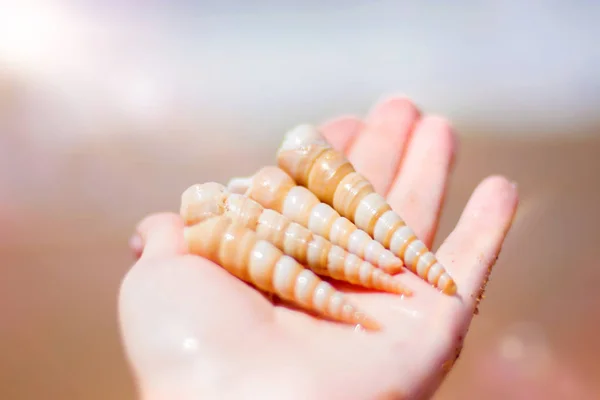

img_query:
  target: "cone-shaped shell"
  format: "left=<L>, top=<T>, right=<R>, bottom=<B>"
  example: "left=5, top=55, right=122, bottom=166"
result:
left=276, top=124, right=457, bottom=295
left=181, top=182, right=411, bottom=296
left=184, top=215, right=381, bottom=330
left=227, top=166, right=404, bottom=274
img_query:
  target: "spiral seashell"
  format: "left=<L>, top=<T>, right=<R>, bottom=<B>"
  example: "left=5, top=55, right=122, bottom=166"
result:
left=184, top=215, right=382, bottom=330
left=228, top=166, right=404, bottom=274
left=180, top=182, right=411, bottom=296
left=275, top=124, right=457, bottom=295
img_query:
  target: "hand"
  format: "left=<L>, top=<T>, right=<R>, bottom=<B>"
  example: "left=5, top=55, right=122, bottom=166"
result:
left=119, top=96, right=519, bottom=400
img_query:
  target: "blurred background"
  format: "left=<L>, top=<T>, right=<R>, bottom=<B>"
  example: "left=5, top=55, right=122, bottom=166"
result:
left=1, top=1, right=599, bottom=399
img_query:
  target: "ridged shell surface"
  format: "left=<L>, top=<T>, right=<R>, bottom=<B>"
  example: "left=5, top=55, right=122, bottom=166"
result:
left=184, top=215, right=381, bottom=330
left=276, top=124, right=457, bottom=295
left=227, top=166, right=404, bottom=274
left=180, top=182, right=411, bottom=296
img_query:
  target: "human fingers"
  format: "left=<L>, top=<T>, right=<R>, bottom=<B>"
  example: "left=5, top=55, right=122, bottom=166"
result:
left=437, top=176, right=519, bottom=318
left=346, top=96, right=421, bottom=194
left=319, top=116, right=364, bottom=153
left=131, top=212, right=187, bottom=261
left=385, top=116, right=458, bottom=247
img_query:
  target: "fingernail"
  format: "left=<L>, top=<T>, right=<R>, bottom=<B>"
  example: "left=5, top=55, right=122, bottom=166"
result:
left=129, top=233, right=144, bottom=259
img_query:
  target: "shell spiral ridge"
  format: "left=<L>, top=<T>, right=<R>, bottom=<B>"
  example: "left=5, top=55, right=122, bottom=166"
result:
left=227, top=166, right=405, bottom=274
left=276, top=124, right=457, bottom=295
left=184, top=215, right=382, bottom=330
left=180, top=182, right=412, bottom=296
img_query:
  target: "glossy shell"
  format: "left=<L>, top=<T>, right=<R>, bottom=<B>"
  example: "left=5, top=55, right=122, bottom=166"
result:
left=180, top=182, right=411, bottom=296
left=184, top=215, right=381, bottom=330
left=276, top=124, right=457, bottom=295
left=227, top=166, right=404, bottom=274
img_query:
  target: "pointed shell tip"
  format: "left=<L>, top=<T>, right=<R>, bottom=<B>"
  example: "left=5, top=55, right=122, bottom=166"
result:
left=361, top=316, right=382, bottom=332
left=442, top=280, right=458, bottom=296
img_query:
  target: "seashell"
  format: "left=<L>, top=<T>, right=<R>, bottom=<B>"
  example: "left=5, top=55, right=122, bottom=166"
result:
left=184, top=215, right=382, bottom=330
left=180, top=182, right=411, bottom=296
left=275, top=124, right=457, bottom=295
left=228, top=166, right=404, bottom=274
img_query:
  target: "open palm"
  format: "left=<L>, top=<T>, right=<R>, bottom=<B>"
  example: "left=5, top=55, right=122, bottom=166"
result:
left=119, top=97, right=518, bottom=400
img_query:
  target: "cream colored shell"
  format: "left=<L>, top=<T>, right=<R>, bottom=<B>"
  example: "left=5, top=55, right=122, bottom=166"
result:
left=184, top=215, right=381, bottom=330
left=275, top=124, right=457, bottom=295
left=228, top=166, right=404, bottom=274
left=181, top=182, right=411, bottom=296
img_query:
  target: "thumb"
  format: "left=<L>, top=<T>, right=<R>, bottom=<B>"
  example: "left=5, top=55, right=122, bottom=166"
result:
left=130, top=212, right=187, bottom=261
